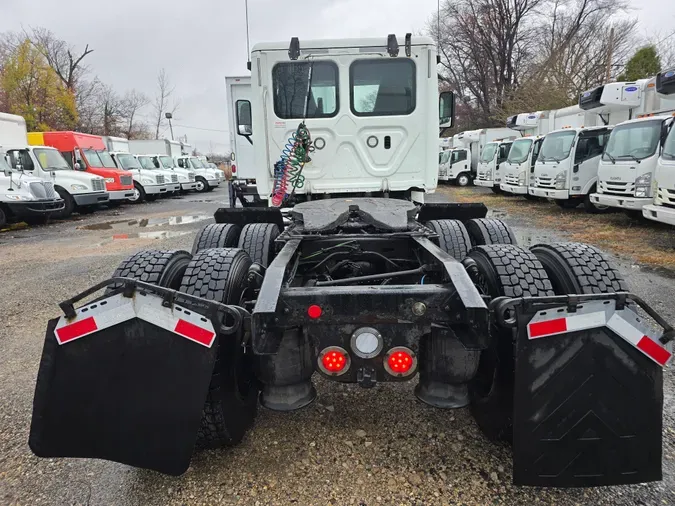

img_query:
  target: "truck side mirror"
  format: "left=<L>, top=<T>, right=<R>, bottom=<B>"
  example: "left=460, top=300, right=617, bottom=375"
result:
left=74, top=162, right=83, bottom=171
left=439, top=91, right=455, bottom=128
left=236, top=100, right=253, bottom=145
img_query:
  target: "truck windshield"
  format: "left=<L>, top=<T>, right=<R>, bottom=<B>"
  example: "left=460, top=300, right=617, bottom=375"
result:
left=34, top=148, right=70, bottom=170
left=480, top=143, right=498, bottom=162
left=663, top=127, right=675, bottom=161
left=83, top=149, right=117, bottom=169
left=538, top=131, right=576, bottom=162
left=115, top=153, right=141, bottom=170
left=159, top=156, right=175, bottom=168
left=191, top=158, right=205, bottom=169
left=506, top=139, right=533, bottom=164
left=98, top=151, right=117, bottom=168
left=603, top=120, right=662, bottom=161
left=138, top=156, right=158, bottom=170
left=440, top=151, right=451, bottom=164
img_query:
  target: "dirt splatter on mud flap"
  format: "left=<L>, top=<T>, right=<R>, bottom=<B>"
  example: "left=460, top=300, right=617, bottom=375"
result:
left=28, top=278, right=247, bottom=476
left=494, top=293, right=674, bottom=487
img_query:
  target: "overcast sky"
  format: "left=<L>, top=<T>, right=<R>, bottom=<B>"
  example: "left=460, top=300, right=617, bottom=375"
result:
left=2, top=0, right=674, bottom=154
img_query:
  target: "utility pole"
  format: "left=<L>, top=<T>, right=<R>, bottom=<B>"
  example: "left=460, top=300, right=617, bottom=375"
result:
left=605, top=27, right=615, bottom=83
left=165, top=112, right=175, bottom=140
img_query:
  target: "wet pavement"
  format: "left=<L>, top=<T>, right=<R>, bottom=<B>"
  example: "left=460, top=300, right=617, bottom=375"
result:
left=0, top=186, right=674, bottom=506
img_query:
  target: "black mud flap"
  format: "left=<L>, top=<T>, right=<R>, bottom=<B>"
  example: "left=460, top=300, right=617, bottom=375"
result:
left=29, top=287, right=231, bottom=476
left=508, top=296, right=672, bottom=487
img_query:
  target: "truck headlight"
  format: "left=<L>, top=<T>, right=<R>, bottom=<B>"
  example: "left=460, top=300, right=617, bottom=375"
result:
left=555, top=171, right=567, bottom=190
left=635, top=173, right=651, bottom=198
left=518, top=171, right=526, bottom=184
left=70, top=184, right=88, bottom=191
left=486, top=170, right=492, bottom=179
left=142, top=178, right=154, bottom=184
left=105, top=178, right=115, bottom=183
left=178, top=175, right=187, bottom=182
left=5, top=194, right=34, bottom=201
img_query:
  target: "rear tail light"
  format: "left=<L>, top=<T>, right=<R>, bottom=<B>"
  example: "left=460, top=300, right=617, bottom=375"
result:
left=231, top=164, right=236, bottom=173
left=384, top=347, right=417, bottom=377
left=318, top=346, right=350, bottom=376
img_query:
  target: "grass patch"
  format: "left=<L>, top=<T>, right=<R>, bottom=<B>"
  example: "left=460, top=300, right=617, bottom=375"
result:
left=439, top=186, right=675, bottom=270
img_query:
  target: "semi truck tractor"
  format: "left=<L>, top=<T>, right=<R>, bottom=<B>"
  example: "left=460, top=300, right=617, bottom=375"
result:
left=643, top=69, right=675, bottom=225
left=29, top=131, right=134, bottom=203
left=529, top=83, right=643, bottom=211
left=26, top=34, right=673, bottom=490
left=1, top=114, right=107, bottom=218
left=103, top=136, right=174, bottom=203
left=590, top=71, right=675, bottom=217
left=128, top=139, right=199, bottom=192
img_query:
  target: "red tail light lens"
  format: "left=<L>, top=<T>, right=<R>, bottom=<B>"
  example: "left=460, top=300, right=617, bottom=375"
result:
left=318, top=346, right=350, bottom=376
left=231, top=164, right=237, bottom=173
left=307, top=305, right=322, bottom=319
left=384, top=347, right=416, bottom=377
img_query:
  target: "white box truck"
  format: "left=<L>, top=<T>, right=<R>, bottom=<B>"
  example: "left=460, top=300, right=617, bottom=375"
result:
left=128, top=139, right=199, bottom=192
left=451, top=128, right=515, bottom=188
left=237, top=35, right=453, bottom=206
left=175, top=155, right=223, bottom=192
left=529, top=84, right=643, bottom=212
left=103, top=136, right=174, bottom=203
left=590, top=73, right=675, bottom=216
left=1, top=113, right=106, bottom=219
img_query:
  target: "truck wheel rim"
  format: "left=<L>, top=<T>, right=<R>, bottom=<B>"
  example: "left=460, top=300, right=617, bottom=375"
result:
left=458, top=175, right=469, bottom=186
left=129, top=188, right=140, bottom=202
left=196, top=181, right=205, bottom=191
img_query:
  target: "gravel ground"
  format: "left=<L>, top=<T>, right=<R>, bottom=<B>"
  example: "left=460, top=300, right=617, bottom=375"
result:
left=1, top=186, right=674, bottom=506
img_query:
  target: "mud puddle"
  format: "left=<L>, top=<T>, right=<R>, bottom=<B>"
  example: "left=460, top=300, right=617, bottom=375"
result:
left=78, top=215, right=211, bottom=231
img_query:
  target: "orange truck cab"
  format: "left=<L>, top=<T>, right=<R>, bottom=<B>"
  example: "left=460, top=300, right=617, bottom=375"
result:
left=29, top=132, right=134, bottom=201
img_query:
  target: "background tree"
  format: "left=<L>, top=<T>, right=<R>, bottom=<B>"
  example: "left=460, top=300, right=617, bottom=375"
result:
left=153, top=68, right=179, bottom=139
left=120, top=89, right=150, bottom=139
left=618, top=46, right=662, bottom=81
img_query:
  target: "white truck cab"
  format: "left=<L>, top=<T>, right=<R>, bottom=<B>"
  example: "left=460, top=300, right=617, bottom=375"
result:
left=176, top=155, right=222, bottom=193
left=235, top=34, right=453, bottom=206
left=128, top=139, right=199, bottom=192
left=135, top=155, right=181, bottom=194
left=643, top=68, right=675, bottom=225
left=474, top=140, right=513, bottom=192
left=500, top=135, right=545, bottom=196
left=439, top=148, right=471, bottom=185
left=591, top=71, right=675, bottom=216
left=529, top=126, right=611, bottom=209
left=1, top=113, right=107, bottom=218
left=109, top=151, right=172, bottom=203
left=0, top=150, right=64, bottom=226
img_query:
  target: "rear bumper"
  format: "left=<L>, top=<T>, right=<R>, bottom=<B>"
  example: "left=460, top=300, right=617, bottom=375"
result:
left=474, top=179, right=494, bottom=188
left=500, top=183, right=528, bottom=195
left=109, top=189, right=135, bottom=201
left=7, top=199, right=65, bottom=216
left=529, top=188, right=568, bottom=199
left=73, top=192, right=109, bottom=206
left=590, top=193, right=651, bottom=210
left=642, top=204, right=675, bottom=225
left=181, top=182, right=199, bottom=191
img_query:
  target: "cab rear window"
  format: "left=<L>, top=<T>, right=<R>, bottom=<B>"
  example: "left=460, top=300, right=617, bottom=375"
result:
left=273, top=62, right=338, bottom=119
left=350, top=59, right=416, bottom=116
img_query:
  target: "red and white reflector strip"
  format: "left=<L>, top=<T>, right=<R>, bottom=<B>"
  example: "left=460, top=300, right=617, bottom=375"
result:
left=55, top=292, right=216, bottom=348
left=527, top=301, right=672, bottom=367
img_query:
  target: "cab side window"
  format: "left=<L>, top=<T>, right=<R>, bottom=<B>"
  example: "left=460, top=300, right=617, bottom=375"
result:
left=7, top=150, right=34, bottom=171
left=457, top=150, right=467, bottom=162
left=177, top=159, right=185, bottom=168
left=61, top=151, right=74, bottom=169
left=575, top=131, right=609, bottom=164
left=498, top=144, right=511, bottom=163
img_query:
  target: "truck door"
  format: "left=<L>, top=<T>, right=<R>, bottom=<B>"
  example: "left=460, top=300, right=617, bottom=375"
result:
left=573, top=129, right=610, bottom=194
left=264, top=51, right=426, bottom=193
left=230, top=79, right=254, bottom=180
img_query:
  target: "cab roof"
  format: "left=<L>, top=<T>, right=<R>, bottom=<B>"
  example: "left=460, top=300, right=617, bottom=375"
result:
left=252, top=36, right=435, bottom=52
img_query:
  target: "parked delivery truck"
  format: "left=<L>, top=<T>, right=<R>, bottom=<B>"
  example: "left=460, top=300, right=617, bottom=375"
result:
left=29, top=132, right=134, bottom=203
left=128, top=139, right=199, bottom=192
